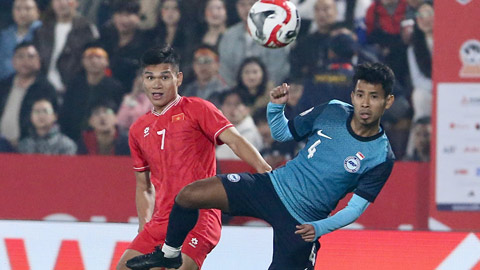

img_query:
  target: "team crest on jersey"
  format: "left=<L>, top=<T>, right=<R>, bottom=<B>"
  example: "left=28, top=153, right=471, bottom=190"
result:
left=227, top=174, right=241, bottom=182
left=144, top=127, right=150, bottom=137
left=344, top=156, right=361, bottom=173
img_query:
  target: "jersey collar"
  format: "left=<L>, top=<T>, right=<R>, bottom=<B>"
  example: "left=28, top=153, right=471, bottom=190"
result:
left=151, top=95, right=182, bottom=116
left=346, top=112, right=385, bottom=142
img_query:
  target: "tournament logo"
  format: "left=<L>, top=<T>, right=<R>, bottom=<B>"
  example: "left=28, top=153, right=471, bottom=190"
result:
left=344, top=156, right=361, bottom=173
left=459, top=39, right=480, bottom=78
left=227, top=174, right=241, bottom=182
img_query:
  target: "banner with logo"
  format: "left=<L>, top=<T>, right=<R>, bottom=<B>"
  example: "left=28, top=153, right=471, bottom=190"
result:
left=433, top=0, right=480, bottom=215
left=436, top=83, right=480, bottom=210
left=1, top=220, right=480, bottom=270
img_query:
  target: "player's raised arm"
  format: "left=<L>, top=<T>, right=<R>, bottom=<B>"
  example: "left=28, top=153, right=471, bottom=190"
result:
left=134, top=171, right=155, bottom=232
left=270, top=83, right=290, bottom=104
left=267, top=83, right=294, bottom=142
left=219, top=127, right=272, bottom=173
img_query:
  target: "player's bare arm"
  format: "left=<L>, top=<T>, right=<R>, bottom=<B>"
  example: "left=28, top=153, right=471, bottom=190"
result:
left=219, top=127, right=272, bottom=173
left=134, top=171, right=155, bottom=232
left=270, top=83, right=290, bottom=104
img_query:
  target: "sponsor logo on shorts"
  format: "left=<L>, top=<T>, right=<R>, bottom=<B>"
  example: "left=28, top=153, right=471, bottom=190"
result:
left=189, top=237, right=198, bottom=248
left=227, top=174, right=241, bottom=182
left=344, top=156, right=360, bottom=173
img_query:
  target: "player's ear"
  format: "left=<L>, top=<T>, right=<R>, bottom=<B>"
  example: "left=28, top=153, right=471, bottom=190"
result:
left=385, top=94, right=394, bottom=109
left=176, top=71, right=183, bottom=87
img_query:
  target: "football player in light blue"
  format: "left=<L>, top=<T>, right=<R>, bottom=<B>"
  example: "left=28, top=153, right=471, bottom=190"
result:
left=126, top=62, right=396, bottom=270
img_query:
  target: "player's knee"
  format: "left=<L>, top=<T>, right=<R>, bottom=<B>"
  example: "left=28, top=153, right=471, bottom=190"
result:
left=175, top=184, right=201, bottom=208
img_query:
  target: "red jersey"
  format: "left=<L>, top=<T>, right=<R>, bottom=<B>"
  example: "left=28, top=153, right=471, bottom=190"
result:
left=129, top=95, right=232, bottom=226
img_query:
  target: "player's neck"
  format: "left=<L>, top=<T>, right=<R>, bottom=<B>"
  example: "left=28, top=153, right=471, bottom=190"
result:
left=350, top=118, right=380, bottom=138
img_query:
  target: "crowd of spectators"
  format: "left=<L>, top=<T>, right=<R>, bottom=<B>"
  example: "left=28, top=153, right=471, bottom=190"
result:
left=0, top=0, right=433, bottom=164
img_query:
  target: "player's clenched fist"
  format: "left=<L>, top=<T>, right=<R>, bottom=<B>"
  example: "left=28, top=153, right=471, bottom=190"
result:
left=270, top=83, right=289, bottom=104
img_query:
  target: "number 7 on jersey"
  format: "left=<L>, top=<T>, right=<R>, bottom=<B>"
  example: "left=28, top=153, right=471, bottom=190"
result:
left=157, top=129, right=166, bottom=150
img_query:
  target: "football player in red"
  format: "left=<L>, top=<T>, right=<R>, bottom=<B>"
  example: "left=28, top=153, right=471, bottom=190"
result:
left=116, top=46, right=272, bottom=270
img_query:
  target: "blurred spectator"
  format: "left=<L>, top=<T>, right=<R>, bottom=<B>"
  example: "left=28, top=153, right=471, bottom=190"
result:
left=0, top=136, right=15, bottom=153
left=196, top=0, right=228, bottom=48
left=290, top=0, right=338, bottom=80
left=297, top=33, right=356, bottom=112
left=407, top=1, right=433, bottom=121
left=405, top=0, right=425, bottom=20
left=234, top=57, right=273, bottom=111
left=18, top=97, right=77, bottom=155
left=60, top=44, right=124, bottom=142
left=181, top=44, right=227, bottom=107
left=253, top=106, right=298, bottom=168
left=116, top=72, right=152, bottom=132
left=218, top=0, right=290, bottom=87
left=365, top=0, right=409, bottom=87
left=0, top=42, right=56, bottom=146
left=0, top=0, right=41, bottom=81
left=137, top=0, right=161, bottom=30
left=149, top=0, right=195, bottom=82
left=99, top=0, right=148, bottom=91
left=404, top=116, right=430, bottom=162
left=216, top=90, right=263, bottom=160
left=400, top=0, right=425, bottom=45
left=78, top=0, right=104, bottom=26
left=330, top=25, right=381, bottom=65
left=34, top=0, right=99, bottom=96
left=335, top=0, right=372, bottom=44
left=77, top=100, right=130, bottom=155
left=0, top=1, right=13, bottom=29
left=404, top=1, right=433, bottom=159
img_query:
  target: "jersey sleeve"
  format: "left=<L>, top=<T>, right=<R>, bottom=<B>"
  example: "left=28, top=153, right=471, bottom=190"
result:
left=194, top=99, right=233, bottom=145
left=128, top=130, right=150, bottom=172
left=288, top=103, right=328, bottom=141
left=354, top=159, right=394, bottom=202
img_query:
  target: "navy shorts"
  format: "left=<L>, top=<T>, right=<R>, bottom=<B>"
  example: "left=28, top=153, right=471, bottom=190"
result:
left=219, top=172, right=320, bottom=270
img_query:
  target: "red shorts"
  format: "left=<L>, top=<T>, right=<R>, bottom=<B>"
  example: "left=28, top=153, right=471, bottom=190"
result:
left=127, top=209, right=221, bottom=269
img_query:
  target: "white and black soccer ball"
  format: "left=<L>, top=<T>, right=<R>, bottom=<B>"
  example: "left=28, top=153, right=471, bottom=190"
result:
left=247, top=0, right=301, bottom=48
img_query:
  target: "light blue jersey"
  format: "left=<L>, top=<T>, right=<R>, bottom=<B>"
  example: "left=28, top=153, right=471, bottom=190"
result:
left=269, top=100, right=395, bottom=224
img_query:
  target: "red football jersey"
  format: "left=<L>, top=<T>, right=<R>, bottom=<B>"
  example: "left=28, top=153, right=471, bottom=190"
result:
left=129, top=95, right=232, bottom=224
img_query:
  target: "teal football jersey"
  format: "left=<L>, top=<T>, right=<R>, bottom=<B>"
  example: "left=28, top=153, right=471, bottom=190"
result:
left=269, top=100, right=395, bottom=223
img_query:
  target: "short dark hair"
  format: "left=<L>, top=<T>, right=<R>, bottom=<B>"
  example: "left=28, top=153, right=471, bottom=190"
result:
left=218, top=89, right=247, bottom=106
left=31, top=96, right=59, bottom=114
left=141, top=46, right=180, bottom=72
left=112, top=0, right=141, bottom=14
left=14, top=41, right=36, bottom=54
left=88, top=99, right=118, bottom=118
left=353, top=62, right=395, bottom=96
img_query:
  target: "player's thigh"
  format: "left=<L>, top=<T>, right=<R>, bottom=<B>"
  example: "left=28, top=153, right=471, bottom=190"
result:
left=177, top=176, right=229, bottom=211
left=116, top=249, right=143, bottom=270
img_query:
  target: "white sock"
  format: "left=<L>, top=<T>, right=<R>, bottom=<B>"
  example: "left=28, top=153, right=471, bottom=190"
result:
left=162, top=244, right=181, bottom=258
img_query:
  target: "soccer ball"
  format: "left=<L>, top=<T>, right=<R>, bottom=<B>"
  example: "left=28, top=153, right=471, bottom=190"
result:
left=247, top=0, right=301, bottom=48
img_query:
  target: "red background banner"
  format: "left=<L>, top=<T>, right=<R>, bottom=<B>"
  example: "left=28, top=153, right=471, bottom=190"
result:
left=0, top=153, right=430, bottom=229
